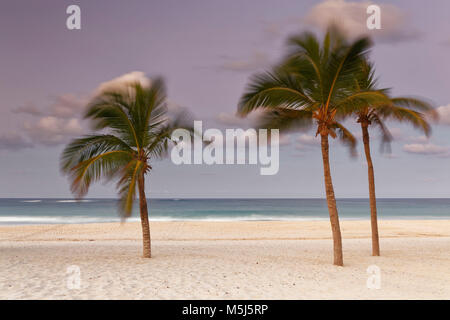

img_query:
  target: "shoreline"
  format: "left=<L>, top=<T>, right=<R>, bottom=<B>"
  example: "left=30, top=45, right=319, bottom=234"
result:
left=1, top=220, right=449, bottom=242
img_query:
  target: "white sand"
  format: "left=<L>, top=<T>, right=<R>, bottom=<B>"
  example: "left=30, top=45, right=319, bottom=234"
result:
left=0, top=220, right=449, bottom=299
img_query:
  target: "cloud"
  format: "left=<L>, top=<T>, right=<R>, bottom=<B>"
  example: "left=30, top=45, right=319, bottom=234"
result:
left=403, top=143, right=449, bottom=156
left=295, top=134, right=320, bottom=152
left=297, top=134, right=320, bottom=146
left=12, top=95, right=87, bottom=119
left=378, top=127, right=429, bottom=144
left=93, top=71, right=151, bottom=96
left=12, top=102, right=44, bottom=116
left=304, top=0, right=420, bottom=43
left=13, top=96, right=87, bottom=147
left=436, top=104, right=450, bottom=125
left=215, top=110, right=265, bottom=128
left=47, top=94, right=88, bottom=118
left=11, top=72, right=153, bottom=147
left=23, top=117, right=84, bottom=146
left=0, top=133, right=33, bottom=151
left=219, top=52, right=271, bottom=72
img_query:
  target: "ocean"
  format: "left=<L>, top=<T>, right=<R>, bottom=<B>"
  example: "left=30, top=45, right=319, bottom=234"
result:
left=0, top=198, right=450, bottom=225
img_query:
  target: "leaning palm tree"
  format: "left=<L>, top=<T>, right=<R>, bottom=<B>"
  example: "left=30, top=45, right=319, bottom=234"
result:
left=238, top=27, right=389, bottom=266
left=61, top=78, right=191, bottom=258
left=353, top=61, right=435, bottom=256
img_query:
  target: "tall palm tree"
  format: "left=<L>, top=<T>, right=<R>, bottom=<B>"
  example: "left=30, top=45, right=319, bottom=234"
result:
left=238, top=28, right=389, bottom=266
left=61, top=78, right=191, bottom=258
left=353, top=61, right=435, bottom=256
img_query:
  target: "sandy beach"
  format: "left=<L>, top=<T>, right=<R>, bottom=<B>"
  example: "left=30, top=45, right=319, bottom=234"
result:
left=0, top=220, right=449, bottom=299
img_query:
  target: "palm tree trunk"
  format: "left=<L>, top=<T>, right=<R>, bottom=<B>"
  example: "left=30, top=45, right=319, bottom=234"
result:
left=361, top=123, right=380, bottom=256
left=320, top=134, right=344, bottom=266
left=138, top=174, right=151, bottom=258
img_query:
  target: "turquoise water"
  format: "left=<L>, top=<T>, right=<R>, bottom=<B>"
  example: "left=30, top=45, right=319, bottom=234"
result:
left=0, top=198, right=450, bottom=225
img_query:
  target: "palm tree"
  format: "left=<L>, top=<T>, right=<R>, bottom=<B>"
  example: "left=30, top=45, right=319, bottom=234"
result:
left=238, top=28, right=389, bottom=266
left=353, top=61, right=435, bottom=256
left=61, top=78, right=191, bottom=258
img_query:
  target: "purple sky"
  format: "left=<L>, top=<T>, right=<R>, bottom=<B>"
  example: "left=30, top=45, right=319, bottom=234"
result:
left=1, top=0, right=450, bottom=198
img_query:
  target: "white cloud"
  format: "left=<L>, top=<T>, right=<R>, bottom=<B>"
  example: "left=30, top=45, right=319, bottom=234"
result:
left=24, top=117, right=84, bottom=146
left=436, top=104, right=450, bottom=125
left=403, top=143, right=449, bottom=156
left=47, top=94, right=87, bottom=118
left=304, top=0, right=419, bottom=43
left=12, top=72, right=155, bottom=147
left=93, top=71, right=151, bottom=96
left=12, top=95, right=87, bottom=119
left=294, top=134, right=320, bottom=152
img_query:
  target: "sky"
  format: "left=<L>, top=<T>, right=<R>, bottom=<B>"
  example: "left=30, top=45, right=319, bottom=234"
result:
left=1, top=0, right=450, bottom=198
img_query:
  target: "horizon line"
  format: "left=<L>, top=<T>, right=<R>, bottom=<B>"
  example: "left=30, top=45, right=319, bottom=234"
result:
left=2, top=197, right=450, bottom=200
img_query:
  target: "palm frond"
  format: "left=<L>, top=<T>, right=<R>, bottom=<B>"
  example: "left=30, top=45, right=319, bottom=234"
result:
left=330, top=122, right=357, bottom=156
left=375, top=106, right=431, bottom=136
left=85, top=93, right=141, bottom=148
left=61, top=134, right=133, bottom=172
left=68, top=150, right=133, bottom=198
left=389, top=97, right=438, bottom=121
left=335, top=90, right=391, bottom=117
left=117, top=160, right=144, bottom=218
left=238, top=71, right=315, bottom=116
left=324, top=36, right=373, bottom=110
left=256, top=107, right=314, bottom=132
left=369, top=113, right=392, bottom=153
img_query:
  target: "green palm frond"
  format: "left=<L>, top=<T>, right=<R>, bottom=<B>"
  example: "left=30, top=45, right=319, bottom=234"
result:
left=335, top=90, right=390, bottom=117
left=69, top=150, right=133, bottom=198
left=85, top=93, right=141, bottom=148
left=61, top=134, right=133, bottom=172
left=375, top=105, right=431, bottom=136
left=117, top=160, right=144, bottom=217
left=323, top=37, right=373, bottom=111
left=389, top=97, right=438, bottom=120
left=238, top=71, right=315, bottom=116
left=331, top=122, right=357, bottom=156
left=256, top=107, right=314, bottom=132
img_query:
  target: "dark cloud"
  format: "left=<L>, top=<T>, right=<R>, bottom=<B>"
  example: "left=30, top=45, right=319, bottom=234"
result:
left=0, top=133, right=33, bottom=150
